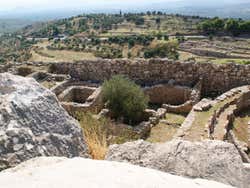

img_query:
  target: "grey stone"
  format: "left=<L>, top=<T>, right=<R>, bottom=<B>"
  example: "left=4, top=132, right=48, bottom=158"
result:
left=0, top=73, right=89, bottom=169
left=106, top=139, right=249, bottom=188
left=0, top=157, right=234, bottom=188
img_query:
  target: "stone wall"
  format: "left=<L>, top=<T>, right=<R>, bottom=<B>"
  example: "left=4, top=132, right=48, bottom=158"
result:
left=144, top=84, right=192, bottom=105
left=48, top=59, right=250, bottom=97
left=61, top=87, right=103, bottom=116
left=59, top=86, right=96, bottom=103
left=162, top=79, right=202, bottom=114
left=51, top=80, right=103, bottom=116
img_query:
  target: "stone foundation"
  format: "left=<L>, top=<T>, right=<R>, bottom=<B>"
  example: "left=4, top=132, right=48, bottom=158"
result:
left=61, top=87, right=103, bottom=116
left=144, top=84, right=192, bottom=105
left=51, top=80, right=103, bottom=116
left=59, top=86, right=96, bottom=103
left=162, top=80, right=202, bottom=114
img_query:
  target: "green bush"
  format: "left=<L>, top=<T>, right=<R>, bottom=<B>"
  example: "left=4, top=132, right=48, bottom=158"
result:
left=102, top=75, right=148, bottom=125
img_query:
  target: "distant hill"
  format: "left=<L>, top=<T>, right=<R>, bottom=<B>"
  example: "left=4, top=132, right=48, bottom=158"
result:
left=0, top=19, right=34, bottom=33
left=154, top=1, right=250, bottom=19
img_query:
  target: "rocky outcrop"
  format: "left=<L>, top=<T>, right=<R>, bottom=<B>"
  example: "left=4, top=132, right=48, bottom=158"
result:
left=0, top=157, right=234, bottom=188
left=106, top=140, right=249, bottom=188
left=0, top=73, right=89, bottom=170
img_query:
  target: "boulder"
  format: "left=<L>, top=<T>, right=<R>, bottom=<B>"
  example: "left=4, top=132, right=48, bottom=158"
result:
left=0, top=73, right=89, bottom=170
left=106, top=139, right=249, bottom=188
left=0, top=157, right=234, bottom=188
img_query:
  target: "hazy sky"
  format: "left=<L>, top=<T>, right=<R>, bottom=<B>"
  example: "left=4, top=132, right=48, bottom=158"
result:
left=0, top=0, right=250, bottom=10
left=0, top=0, right=249, bottom=13
left=0, top=0, right=177, bottom=11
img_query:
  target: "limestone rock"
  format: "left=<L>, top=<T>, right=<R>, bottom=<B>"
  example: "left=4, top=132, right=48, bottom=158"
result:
left=0, top=73, right=89, bottom=169
left=193, top=98, right=212, bottom=112
left=0, top=157, right=234, bottom=188
left=106, top=139, right=249, bottom=188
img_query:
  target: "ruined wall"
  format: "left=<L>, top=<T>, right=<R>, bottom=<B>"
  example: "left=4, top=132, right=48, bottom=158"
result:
left=48, top=59, right=250, bottom=96
left=144, top=84, right=192, bottom=105
left=59, top=86, right=96, bottom=103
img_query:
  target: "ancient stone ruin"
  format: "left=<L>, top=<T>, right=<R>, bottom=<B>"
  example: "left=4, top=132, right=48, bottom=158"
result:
left=2, top=58, right=250, bottom=187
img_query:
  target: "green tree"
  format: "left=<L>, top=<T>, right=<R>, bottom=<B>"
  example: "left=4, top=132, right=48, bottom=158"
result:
left=225, top=19, right=240, bottom=36
left=128, top=38, right=135, bottom=48
left=213, top=18, right=224, bottom=31
left=156, top=32, right=163, bottom=40
left=156, top=17, right=161, bottom=24
left=239, top=21, right=250, bottom=34
left=102, top=75, right=148, bottom=125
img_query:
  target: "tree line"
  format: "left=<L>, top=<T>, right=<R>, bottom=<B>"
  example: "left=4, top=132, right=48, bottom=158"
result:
left=198, top=17, right=250, bottom=36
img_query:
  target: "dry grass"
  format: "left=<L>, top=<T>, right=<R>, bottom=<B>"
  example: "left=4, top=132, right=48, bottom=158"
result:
left=146, top=113, right=185, bottom=143
left=41, top=81, right=57, bottom=89
left=77, top=113, right=141, bottom=159
left=147, top=123, right=179, bottom=143
left=165, top=113, right=186, bottom=125
left=30, top=41, right=97, bottom=62
left=78, top=113, right=108, bottom=160
left=178, top=50, right=249, bottom=65
left=233, top=110, right=250, bottom=147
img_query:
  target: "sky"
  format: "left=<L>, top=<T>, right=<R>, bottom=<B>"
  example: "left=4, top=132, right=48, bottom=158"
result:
left=0, top=0, right=249, bottom=19
left=0, top=0, right=178, bottom=11
left=1, top=0, right=248, bottom=11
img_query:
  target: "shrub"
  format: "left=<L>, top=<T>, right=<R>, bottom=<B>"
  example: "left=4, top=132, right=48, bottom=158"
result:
left=241, top=60, right=250, bottom=65
left=102, top=75, right=148, bottom=125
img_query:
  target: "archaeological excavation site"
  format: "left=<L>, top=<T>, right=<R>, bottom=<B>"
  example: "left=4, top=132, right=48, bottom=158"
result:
left=1, top=58, right=250, bottom=187
left=2, top=4, right=250, bottom=187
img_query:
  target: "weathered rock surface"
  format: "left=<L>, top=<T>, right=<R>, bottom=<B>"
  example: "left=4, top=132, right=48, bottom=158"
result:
left=106, top=139, right=250, bottom=188
left=0, top=157, right=234, bottom=188
left=0, top=73, right=89, bottom=169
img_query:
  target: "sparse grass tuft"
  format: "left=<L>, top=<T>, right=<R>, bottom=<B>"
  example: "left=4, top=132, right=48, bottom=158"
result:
left=77, top=112, right=141, bottom=159
left=233, top=110, right=250, bottom=147
left=78, top=113, right=108, bottom=160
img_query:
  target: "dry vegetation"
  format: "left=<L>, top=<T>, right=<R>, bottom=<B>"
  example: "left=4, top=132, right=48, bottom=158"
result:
left=147, top=113, right=186, bottom=143
left=233, top=110, right=250, bottom=147
left=78, top=113, right=108, bottom=160
left=78, top=113, right=141, bottom=159
left=147, top=123, right=178, bottom=143
left=104, top=15, right=199, bottom=36
left=30, top=41, right=97, bottom=62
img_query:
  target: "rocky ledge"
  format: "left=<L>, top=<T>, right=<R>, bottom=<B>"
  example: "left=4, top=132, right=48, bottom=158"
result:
left=106, top=139, right=250, bottom=188
left=0, top=157, right=234, bottom=188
